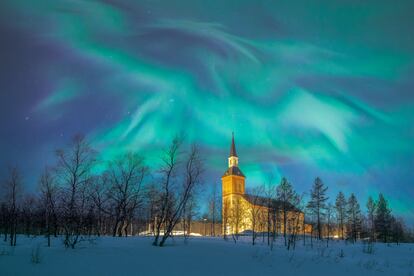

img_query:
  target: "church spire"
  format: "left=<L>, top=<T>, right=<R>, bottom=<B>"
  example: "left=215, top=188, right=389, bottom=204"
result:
left=230, top=132, right=237, bottom=157
left=228, top=132, right=239, bottom=168
left=223, top=132, right=245, bottom=177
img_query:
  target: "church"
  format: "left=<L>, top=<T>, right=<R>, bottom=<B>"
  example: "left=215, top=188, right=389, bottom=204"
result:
left=221, top=134, right=305, bottom=236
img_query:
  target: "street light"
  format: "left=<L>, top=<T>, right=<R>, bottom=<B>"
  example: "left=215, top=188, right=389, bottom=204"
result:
left=203, top=218, right=207, bottom=236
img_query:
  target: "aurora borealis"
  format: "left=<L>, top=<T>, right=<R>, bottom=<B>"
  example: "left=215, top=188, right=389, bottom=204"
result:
left=1, top=1, right=413, bottom=223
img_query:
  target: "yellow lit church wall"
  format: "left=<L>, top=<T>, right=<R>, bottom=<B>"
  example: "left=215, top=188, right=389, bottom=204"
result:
left=222, top=175, right=245, bottom=196
left=221, top=134, right=305, bottom=236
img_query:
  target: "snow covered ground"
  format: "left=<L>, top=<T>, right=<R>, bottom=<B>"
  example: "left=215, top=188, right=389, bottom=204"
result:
left=1, top=236, right=413, bottom=276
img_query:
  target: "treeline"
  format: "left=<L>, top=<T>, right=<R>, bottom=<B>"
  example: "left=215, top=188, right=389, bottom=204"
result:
left=305, top=177, right=412, bottom=244
left=221, top=176, right=413, bottom=251
left=266, top=176, right=412, bottom=245
left=0, top=135, right=203, bottom=248
left=0, top=135, right=413, bottom=250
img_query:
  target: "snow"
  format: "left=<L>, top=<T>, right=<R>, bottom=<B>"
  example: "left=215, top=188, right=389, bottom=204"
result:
left=0, top=236, right=413, bottom=276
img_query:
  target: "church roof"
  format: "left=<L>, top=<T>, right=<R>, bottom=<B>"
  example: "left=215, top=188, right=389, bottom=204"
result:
left=230, top=132, right=237, bottom=157
left=222, top=166, right=245, bottom=178
left=243, top=194, right=302, bottom=212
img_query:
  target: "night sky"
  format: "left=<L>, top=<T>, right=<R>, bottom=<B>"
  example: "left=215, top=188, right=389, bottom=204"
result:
left=1, top=1, right=413, bottom=223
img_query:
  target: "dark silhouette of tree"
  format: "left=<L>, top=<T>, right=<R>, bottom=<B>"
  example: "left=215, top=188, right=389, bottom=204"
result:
left=106, top=153, right=148, bottom=237
left=152, top=137, right=204, bottom=247
left=346, top=193, right=361, bottom=243
left=1, top=202, right=7, bottom=241
left=39, top=167, right=58, bottom=247
left=144, top=183, right=160, bottom=236
left=262, top=175, right=276, bottom=247
left=21, top=194, right=37, bottom=236
left=326, top=203, right=334, bottom=246
left=307, top=177, right=328, bottom=240
left=222, top=196, right=231, bottom=240
left=335, top=191, right=347, bottom=240
left=264, top=176, right=277, bottom=249
left=390, top=216, right=404, bottom=244
left=375, top=193, right=392, bottom=243
left=89, top=174, right=110, bottom=236
left=1, top=133, right=414, bottom=250
left=287, top=193, right=304, bottom=251
left=182, top=195, right=197, bottom=240
left=229, top=196, right=246, bottom=242
left=2, top=167, right=23, bottom=246
left=158, top=144, right=203, bottom=247
left=208, top=182, right=220, bottom=236
left=366, top=196, right=376, bottom=242
left=277, top=177, right=298, bottom=246
left=152, top=136, right=182, bottom=246
left=55, top=135, right=96, bottom=248
left=249, top=186, right=264, bottom=245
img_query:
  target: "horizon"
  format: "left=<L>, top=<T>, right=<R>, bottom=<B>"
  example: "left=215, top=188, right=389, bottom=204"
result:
left=1, top=0, right=413, bottom=226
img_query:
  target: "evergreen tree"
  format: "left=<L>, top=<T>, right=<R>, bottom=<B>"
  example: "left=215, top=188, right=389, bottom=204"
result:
left=276, top=177, right=298, bottom=246
left=366, top=196, right=376, bottom=241
left=307, top=177, right=328, bottom=240
left=375, top=193, right=392, bottom=243
left=390, top=216, right=404, bottom=244
left=335, top=191, right=347, bottom=240
left=346, top=193, right=361, bottom=243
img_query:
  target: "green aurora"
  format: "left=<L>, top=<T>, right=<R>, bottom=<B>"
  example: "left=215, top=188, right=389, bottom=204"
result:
left=1, top=0, right=413, bottom=222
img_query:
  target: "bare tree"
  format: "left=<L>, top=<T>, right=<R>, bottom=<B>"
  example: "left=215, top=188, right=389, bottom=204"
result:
left=263, top=175, right=276, bottom=247
left=182, top=195, right=197, bottom=239
left=229, top=196, right=246, bottom=243
left=222, top=197, right=230, bottom=240
left=158, top=143, right=203, bottom=247
left=1, top=202, right=8, bottom=241
left=151, top=137, right=204, bottom=247
left=107, top=153, right=148, bottom=237
left=287, top=193, right=303, bottom=251
left=39, top=167, right=58, bottom=246
left=89, top=174, right=110, bottom=236
left=208, top=182, right=220, bottom=236
left=366, top=196, right=376, bottom=242
left=248, top=186, right=264, bottom=245
left=277, top=177, right=298, bottom=246
left=55, top=135, right=96, bottom=248
left=2, top=167, right=23, bottom=246
left=326, top=203, right=334, bottom=247
left=152, top=136, right=182, bottom=246
left=144, top=183, right=160, bottom=236
left=21, top=194, right=36, bottom=237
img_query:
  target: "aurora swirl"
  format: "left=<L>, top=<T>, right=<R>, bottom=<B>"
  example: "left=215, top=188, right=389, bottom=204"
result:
left=1, top=0, right=413, bottom=223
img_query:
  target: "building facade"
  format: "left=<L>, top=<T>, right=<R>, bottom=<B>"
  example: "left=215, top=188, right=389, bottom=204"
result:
left=221, top=134, right=306, bottom=236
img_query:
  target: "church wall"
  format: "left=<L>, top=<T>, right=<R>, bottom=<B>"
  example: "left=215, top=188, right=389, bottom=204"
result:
left=221, top=134, right=305, bottom=236
left=223, top=198, right=306, bottom=236
left=222, top=175, right=245, bottom=196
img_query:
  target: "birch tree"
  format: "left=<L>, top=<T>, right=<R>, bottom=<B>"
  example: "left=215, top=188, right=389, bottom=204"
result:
left=55, top=135, right=96, bottom=248
left=39, top=167, right=58, bottom=246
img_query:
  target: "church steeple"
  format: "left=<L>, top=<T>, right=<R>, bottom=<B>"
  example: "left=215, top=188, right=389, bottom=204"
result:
left=230, top=132, right=237, bottom=157
left=228, top=132, right=239, bottom=168
left=222, top=133, right=245, bottom=197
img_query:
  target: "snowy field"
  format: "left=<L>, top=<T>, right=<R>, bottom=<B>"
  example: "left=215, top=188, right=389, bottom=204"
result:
left=1, top=236, right=413, bottom=276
